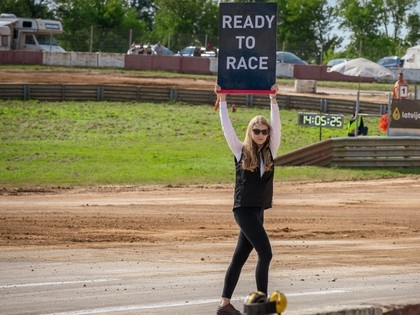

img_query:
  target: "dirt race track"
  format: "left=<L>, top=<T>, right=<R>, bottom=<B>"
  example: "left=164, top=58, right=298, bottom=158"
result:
left=0, top=177, right=419, bottom=257
left=0, top=69, right=217, bottom=91
left=0, top=179, right=420, bottom=314
left=0, top=70, right=419, bottom=314
left=0, top=68, right=389, bottom=103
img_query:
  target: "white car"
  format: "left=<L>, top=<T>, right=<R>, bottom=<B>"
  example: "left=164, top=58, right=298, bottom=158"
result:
left=326, top=58, right=348, bottom=67
left=176, top=46, right=217, bottom=57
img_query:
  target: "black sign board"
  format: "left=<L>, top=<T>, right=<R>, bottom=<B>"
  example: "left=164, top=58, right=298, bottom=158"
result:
left=217, top=3, right=277, bottom=94
left=390, top=99, right=420, bottom=129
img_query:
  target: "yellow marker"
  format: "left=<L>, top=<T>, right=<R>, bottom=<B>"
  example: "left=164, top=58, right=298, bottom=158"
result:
left=245, top=291, right=267, bottom=304
left=393, top=107, right=401, bottom=120
left=269, top=291, right=288, bottom=313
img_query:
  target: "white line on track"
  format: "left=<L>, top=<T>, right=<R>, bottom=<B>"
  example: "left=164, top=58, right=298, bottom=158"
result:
left=41, top=290, right=346, bottom=315
left=0, top=278, right=118, bottom=289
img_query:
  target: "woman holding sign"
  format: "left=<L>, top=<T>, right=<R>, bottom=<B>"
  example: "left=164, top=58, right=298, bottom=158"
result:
left=215, top=84, right=281, bottom=315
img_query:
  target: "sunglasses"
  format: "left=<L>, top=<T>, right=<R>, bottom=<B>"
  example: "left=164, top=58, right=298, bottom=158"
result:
left=252, top=128, right=269, bottom=136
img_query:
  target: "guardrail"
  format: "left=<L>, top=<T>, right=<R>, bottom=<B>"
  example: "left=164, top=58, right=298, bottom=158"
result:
left=275, top=137, right=420, bottom=167
left=2, top=84, right=418, bottom=168
left=0, top=84, right=388, bottom=116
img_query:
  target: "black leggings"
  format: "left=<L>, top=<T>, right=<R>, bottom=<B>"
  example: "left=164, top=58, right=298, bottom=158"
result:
left=222, top=207, right=273, bottom=299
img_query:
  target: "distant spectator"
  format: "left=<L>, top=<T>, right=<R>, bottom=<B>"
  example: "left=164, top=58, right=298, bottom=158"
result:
left=193, top=45, right=202, bottom=57
left=392, top=73, right=408, bottom=100
left=138, top=43, right=145, bottom=55
left=155, top=41, right=163, bottom=55
left=145, top=44, right=152, bottom=55
left=131, top=48, right=139, bottom=55
left=347, top=111, right=368, bottom=137
left=128, top=42, right=139, bottom=55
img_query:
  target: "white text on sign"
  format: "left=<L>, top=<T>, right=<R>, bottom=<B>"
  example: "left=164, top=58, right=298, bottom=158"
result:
left=227, top=56, right=268, bottom=70
left=222, top=15, right=276, bottom=29
left=222, top=14, right=276, bottom=71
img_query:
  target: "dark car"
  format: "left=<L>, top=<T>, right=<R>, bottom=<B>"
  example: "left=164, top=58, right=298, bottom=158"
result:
left=377, top=56, right=403, bottom=69
left=176, top=46, right=217, bottom=57
left=276, top=51, right=307, bottom=64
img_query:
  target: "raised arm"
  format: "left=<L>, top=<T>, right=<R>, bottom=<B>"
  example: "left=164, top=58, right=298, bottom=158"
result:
left=215, top=86, right=243, bottom=161
left=269, top=84, right=281, bottom=156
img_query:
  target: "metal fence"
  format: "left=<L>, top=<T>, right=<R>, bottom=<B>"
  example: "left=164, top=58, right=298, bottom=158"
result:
left=0, top=84, right=388, bottom=116
left=275, top=137, right=420, bottom=167
left=4, top=83, right=418, bottom=169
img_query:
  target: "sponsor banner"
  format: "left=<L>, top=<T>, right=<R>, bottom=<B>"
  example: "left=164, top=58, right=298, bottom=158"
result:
left=390, top=100, right=420, bottom=129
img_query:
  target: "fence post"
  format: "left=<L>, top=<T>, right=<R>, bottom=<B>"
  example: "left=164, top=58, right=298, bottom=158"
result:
left=320, top=98, right=328, bottom=113
left=285, top=95, right=291, bottom=109
left=97, top=85, right=104, bottom=101
left=380, top=104, right=387, bottom=115
left=23, top=84, right=29, bottom=101
left=137, top=87, right=141, bottom=101
left=170, top=88, right=177, bottom=102
left=246, top=94, right=254, bottom=107
left=89, top=26, right=93, bottom=53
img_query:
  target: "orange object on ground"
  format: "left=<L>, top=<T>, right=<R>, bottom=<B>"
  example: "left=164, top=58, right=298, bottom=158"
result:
left=379, top=113, right=388, bottom=132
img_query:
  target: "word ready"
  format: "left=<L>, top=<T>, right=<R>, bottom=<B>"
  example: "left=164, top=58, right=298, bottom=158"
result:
left=221, top=15, right=276, bottom=29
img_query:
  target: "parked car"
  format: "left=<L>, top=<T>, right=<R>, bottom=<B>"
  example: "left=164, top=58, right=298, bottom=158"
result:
left=377, top=56, right=403, bottom=69
left=177, top=46, right=196, bottom=56
left=326, top=58, right=348, bottom=67
left=176, top=46, right=217, bottom=57
left=276, top=51, right=307, bottom=64
left=201, top=50, right=217, bottom=57
left=151, top=44, right=175, bottom=56
left=127, top=44, right=175, bottom=56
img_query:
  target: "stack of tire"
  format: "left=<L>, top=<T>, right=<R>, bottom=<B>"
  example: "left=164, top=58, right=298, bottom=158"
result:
left=243, top=291, right=287, bottom=315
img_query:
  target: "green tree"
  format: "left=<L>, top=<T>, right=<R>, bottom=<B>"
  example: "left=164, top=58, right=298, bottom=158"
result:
left=383, top=0, right=417, bottom=40
left=0, top=0, right=54, bottom=18
left=337, top=0, right=417, bottom=58
left=55, top=0, right=145, bottom=52
left=337, top=0, right=384, bottom=57
left=153, top=0, right=218, bottom=51
left=310, top=0, right=341, bottom=64
left=127, top=0, right=156, bottom=31
left=406, top=13, right=420, bottom=46
left=277, top=0, right=337, bottom=63
left=232, top=0, right=271, bottom=2
left=374, top=0, right=417, bottom=56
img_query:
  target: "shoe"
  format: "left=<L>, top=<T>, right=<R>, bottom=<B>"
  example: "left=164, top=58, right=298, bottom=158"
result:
left=217, top=303, right=242, bottom=315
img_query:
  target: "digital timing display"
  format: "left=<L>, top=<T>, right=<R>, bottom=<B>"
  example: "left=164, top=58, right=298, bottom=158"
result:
left=297, top=112, right=344, bottom=129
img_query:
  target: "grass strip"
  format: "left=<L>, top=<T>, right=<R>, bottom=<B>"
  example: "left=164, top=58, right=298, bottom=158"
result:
left=1, top=100, right=418, bottom=187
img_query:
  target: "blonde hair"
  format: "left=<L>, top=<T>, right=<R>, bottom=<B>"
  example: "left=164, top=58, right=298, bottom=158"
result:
left=242, top=115, right=273, bottom=172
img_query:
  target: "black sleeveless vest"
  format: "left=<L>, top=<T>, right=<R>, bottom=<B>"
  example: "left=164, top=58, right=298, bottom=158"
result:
left=233, top=149, right=274, bottom=210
